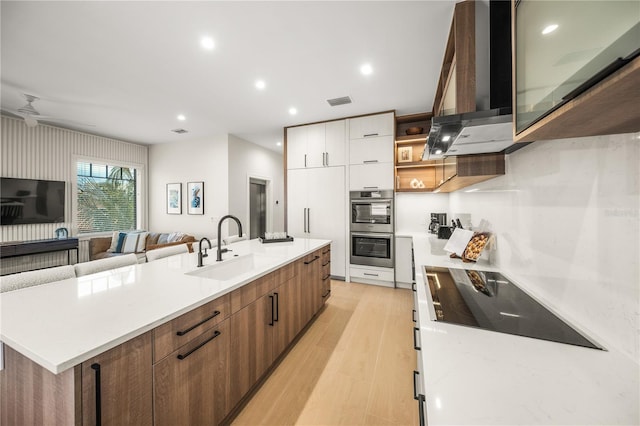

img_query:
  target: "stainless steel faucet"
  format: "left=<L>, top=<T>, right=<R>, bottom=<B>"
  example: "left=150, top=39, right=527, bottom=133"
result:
left=217, top=215, right=243, bottom=261
left=197, top=237, right=212, bottom=267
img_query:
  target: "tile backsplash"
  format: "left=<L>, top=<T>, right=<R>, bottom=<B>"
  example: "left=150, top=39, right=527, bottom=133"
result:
left=398, top=132, right=639, bottom=361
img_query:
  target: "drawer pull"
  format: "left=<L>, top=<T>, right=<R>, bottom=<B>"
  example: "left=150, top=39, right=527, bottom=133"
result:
left=412, top=309, right=416, bottom=323
left=363, top=272, right=379, bottom=277
left=322, top=274, right=330, bottom=281
left=322, top=261, right=330, bottom=267
left=413, top=370, right=420, bottom=400
left=90, top=363, right=102, bottom=426
left=418, top=394, right=426, bottom=426
left=364, top=133, right=379, bottom=137
left=176, top=310, right=221, bottom=336
left=177, top=330, right=221, bottom=360
left=322, top=289, right=331, bottom=298
left=413, top=327, right=421, bottom=351
left=304, top=255, right=320, bottom=265
left=363, top=160, right=379, bottom=164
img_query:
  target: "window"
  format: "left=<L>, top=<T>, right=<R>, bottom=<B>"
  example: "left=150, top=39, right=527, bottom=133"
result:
left=76, top=161, right=138, bottom=233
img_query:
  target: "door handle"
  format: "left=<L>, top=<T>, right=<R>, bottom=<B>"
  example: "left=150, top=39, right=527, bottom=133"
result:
left=325, top=151, right=329, bottom=166
left=304, top=154, right=307, bottom=168
left=307, top=208, right=311, bottom=234
left=274, top=292, right=279, bottom=322
left=268, top=295, right=275, bottom=326
left=303, top=208, right=307, bottom=233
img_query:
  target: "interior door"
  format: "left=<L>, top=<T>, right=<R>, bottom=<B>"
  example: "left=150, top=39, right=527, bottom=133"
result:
left=249, top=178, right=266, bottom=239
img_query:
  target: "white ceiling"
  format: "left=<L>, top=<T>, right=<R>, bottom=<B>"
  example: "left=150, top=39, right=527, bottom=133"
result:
left=0, top=1, right=457, bottom=152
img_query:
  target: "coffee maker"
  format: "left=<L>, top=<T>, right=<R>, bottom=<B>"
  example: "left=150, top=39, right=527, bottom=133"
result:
left=428, top=213, right=447, bottom=234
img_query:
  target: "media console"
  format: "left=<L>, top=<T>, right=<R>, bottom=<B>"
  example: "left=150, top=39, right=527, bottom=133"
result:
left=0, top=238, right=79, bottom=266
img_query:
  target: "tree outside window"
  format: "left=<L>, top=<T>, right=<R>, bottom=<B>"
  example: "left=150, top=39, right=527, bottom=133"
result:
left=77, top=161, right=137, bottom=233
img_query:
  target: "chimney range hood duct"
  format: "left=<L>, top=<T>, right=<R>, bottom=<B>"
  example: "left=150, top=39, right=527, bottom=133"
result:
left=424, top=0, right=514, bottom=160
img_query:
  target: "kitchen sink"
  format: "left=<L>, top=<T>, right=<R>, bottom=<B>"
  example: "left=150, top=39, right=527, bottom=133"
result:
left=186, top=253, right=280, bottom=281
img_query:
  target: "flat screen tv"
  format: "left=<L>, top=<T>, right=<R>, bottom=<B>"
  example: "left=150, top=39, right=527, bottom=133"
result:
left=1, top=177, right=66, bottom=225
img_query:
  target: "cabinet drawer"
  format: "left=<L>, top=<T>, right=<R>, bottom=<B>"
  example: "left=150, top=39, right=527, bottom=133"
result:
left=349, top=162, right=394, bottom=190
left=349, top=135, right=393, bottom=164
left=154, top=294, right=230, bottom=362
left=230, top=272, right=275, bottom=314
left=350, top=266, right=395, bottom=282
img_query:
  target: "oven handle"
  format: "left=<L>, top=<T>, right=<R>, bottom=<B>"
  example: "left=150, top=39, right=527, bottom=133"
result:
left=351, top=232, right=393, bottom=239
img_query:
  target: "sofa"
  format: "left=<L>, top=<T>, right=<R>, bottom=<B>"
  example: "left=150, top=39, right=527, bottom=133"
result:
left=89, top=232, right=196, bottom=261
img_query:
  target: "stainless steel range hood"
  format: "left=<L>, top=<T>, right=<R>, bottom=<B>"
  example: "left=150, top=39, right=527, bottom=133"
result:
left=423, top=0, right=515, bottom=160
left=423, top=108, right=512, bottom=159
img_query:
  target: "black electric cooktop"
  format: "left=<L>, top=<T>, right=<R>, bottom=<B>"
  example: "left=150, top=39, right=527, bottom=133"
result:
left=424, top=266, right=602, bottom=350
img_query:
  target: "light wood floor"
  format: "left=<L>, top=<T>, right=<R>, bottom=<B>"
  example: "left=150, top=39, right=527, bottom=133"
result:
left=231, top=280, right=418, bottom=426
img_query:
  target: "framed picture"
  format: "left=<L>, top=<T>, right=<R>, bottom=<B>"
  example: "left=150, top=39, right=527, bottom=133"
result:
left=398, top=146, right=413, bottom=163
left=187, top=181, right=204, bottom=215
left=166, top=183, right=182, bottom=214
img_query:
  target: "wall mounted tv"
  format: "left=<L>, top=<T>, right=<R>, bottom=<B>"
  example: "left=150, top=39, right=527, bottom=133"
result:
left=1, top=177, right=66, bottom=225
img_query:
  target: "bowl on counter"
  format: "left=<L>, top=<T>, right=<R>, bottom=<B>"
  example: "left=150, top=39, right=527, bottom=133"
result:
left=405, top=127, right=424, bottom=135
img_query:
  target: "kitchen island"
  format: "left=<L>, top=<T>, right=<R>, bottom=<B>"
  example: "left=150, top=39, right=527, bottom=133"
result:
left=407, top=233, right=639, bottom=425
left=0, top=237, right=331, bottom=425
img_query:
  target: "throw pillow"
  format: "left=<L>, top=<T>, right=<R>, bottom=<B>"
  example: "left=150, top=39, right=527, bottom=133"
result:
left=135, top=232, right=149, bottom=252
left=106, top=231, right=121, bottom=253
left=167, top=232, right=185, bottom=243
left=114, top=232, right=127, bottom=253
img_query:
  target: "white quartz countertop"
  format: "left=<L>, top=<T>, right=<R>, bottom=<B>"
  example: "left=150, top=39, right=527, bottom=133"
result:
left=0, top=238, right=330, bottom=374
left=407, top=232, right=639, bottom=425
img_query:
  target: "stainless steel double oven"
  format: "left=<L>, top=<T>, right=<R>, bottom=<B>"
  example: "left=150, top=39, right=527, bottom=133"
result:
left=350, top=190, right=394, bottom=268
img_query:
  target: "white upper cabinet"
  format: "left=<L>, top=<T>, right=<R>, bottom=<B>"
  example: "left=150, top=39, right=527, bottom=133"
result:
left=348, top=112, right=394, bottom=140
left=349, top=135, right=393, bottom=165
left=286, top=120, right=346, bottom=170
left=349, top=162, right=394, bottom=190
left=324, top=120, right=346, bottom=167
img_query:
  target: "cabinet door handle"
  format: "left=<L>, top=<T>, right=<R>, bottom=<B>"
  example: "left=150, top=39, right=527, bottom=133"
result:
left=363, top=160, right=378, bottom=164
left=418, top=394, right=426, bottom=426
left=177, top=330, right=221, bottom=360
left=90, top=363, right=102, bottom=426
left=412, top=309, right=416, bottom=323
left=364, top=186, right=379, bottom=189
left=303, top=208, right=308, bottom=233
left=413, top=327, right=421, bottom=351
left=274, top=292, right=279, bottom=322
left=413, top=370, right=420, bottom=400
left=176, top=310, right=220, bottom=336
left=325, top=152, right=329, bottom=166
left=307, top=208, right=311, bottom=234
left=364, top=272, right=379, bottom=277
left=304, top=255, right=320, bottom=265
left=412, top=282, right=416, bottom=292
left=269, top=295, right=275, bottom=326
left=364, top=133, right=379, bottom=137
left=304, top=154, right=307, bottom=168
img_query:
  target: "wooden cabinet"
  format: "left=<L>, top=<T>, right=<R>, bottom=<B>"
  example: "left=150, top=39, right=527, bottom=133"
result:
left=286, top=120, right=346, bottom=169
left=229, top=292, right=274, bottom=408
left=81, top=332, right=153, bottom=426
left=287, top=167, right=345, bottom=278
left=153, top=320, right=230, bottom=426
left=513, top=0, right=640, bottom=142
left=321, top=246, right=331, bottom=301
left=433, top=0, right=476, bottom=117
left=349, top=112, right=394, bottom=139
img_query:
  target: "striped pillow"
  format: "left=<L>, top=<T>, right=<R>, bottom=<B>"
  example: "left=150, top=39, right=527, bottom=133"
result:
left=115, top=232, right=149, bottom=253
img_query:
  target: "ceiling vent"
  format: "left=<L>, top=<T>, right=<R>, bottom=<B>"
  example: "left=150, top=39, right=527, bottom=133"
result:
left=327, top=96, right=352, bottom=107
left=171, top=128, right=188, bottom=134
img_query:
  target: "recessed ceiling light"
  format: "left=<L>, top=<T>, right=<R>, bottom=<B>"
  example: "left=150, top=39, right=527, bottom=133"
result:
left=435, top=149, right=443, bottom=155
left=276, top=141, right=282, bottom=147
left=200, top=36, right=215, bottom=50
left=542, top=24, right=558, bottom=35
left=442, top=135, right=451, bottom=142
left=177, top=114, right=186, bottom=121
left=360, top=63, right=373, bottom=76
left=289, top=107, right=297, bottom=115
left=255, top=80, right=266, bottom=90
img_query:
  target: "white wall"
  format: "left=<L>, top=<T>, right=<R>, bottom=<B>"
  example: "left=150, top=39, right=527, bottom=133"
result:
left=148, top=136, right=229, bottom=240
left=395, top=193, right=449, bottom=234
left=398, top=132, right=640, bottom=361
left=228, top=135, right=284, bottom=237
left=0, top=115, right=148, bottom=271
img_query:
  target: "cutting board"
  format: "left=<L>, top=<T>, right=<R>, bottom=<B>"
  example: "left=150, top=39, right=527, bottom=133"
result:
left=443, top=228, right=474, bottom=257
